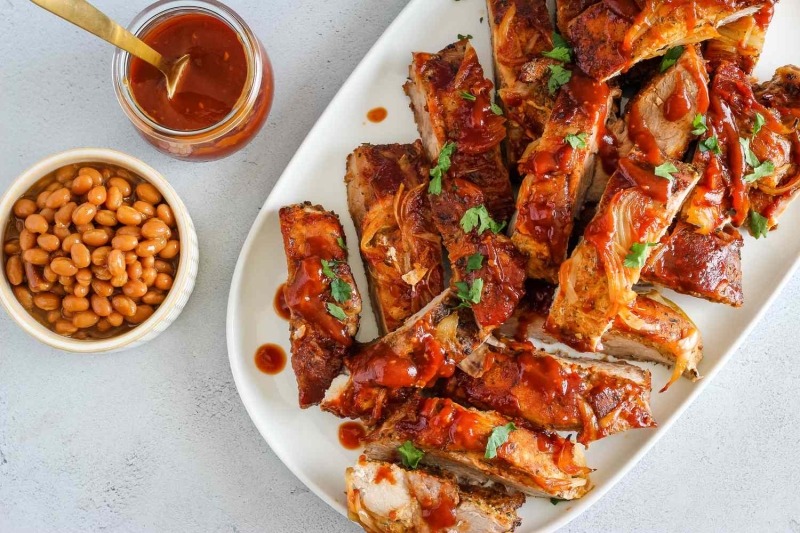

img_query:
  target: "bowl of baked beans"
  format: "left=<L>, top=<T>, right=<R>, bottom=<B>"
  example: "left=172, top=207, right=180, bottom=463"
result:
left=0, top=148, right=198, bottom=352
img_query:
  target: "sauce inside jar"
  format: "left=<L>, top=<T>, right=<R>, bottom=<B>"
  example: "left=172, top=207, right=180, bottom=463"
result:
left=129, top=13, right=248, bottom=131
left=254, top=343, right=286, bottom=374
left=338, top=421, right=366, bottom=450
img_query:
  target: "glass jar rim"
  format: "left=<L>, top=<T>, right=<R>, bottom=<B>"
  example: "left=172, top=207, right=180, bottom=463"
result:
left=111, top=0, right=262, bottom=140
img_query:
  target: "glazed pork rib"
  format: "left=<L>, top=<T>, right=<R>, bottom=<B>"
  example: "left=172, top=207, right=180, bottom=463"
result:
left=705, top=4, right=775, bottom=75
left=556, top=0, right=598, bottom=38
left=486, top=0, right=554, bottom=174
left=365, top=396, right=591, bottom=500
left=546, top=150, right=700, bottom=353
left=345, top=142, right=445, bottom=334
left=566, top=0, right=768, bottom=81
left=279, top=203, right=362, bottom=408
left=511, top=69, right=613, bottom=282
left=444, top=341, right=655, bottom=445
left=346, top=459, right=525, bottom=533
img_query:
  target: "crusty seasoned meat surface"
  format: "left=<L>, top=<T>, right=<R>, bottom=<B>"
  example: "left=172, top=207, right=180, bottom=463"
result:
left=546, top=150, right=700, bottom=353
left=279, top=203, right=362, bottom=407
left=705, top=4, right=775, bottom=75
left=365, top=396, right=591, bottom=500
left=346, top=459, right=524, bottom=533
left=512, top=70, right=613, bottom=282
left=556, top=0, right=599, bottom=38
left=567, top=0, right=767, bottom=81
left=345, top=142, right=445, bottom=334
left=487, top=0, right=554, bottom=175
left=444, top=341, right=655, bottom=445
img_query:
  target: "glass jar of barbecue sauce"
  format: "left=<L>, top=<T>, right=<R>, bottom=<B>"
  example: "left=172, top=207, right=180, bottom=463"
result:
left=112, top=0, right=273, bottom=161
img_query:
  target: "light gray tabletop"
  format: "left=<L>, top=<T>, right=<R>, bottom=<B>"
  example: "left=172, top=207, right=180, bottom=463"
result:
left=1, top=1, right=799, bottom=531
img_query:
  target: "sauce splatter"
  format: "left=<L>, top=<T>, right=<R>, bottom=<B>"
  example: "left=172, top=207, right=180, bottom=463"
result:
left=367, top=107, right=388, bottom=123
left=254, top=343, right=287, bottom=374
left=338, top=421, right=367, bottom=450
left=274, top=283, right=290, bottom=321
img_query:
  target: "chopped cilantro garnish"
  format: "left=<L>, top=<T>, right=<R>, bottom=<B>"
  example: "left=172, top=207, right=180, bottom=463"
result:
left=547, top=64, right=572, bottom=95
left=398, top=441, right=424, bottom=469
left=429, top=141, right=457, bottom=195
left=485, top=423, right=517, bottom=459
left=458, top=33, right=473, bottom=40
left=326, top=302, right=347, bottom=321
left=336, top=236, right=347, bottom=250
left=550, top=498, right=566, bottom=506
left=460, top=205, right=507, bottom=235
left=623, top=242, right=657, bottom=268
left=320, top=259, right=339, bottom=279
left=330, top=278, right=352, bottom=303
left=699, top=135, right=722, bottom=155
left=542, top=32, right=572, bottom=62
left=459, top=91, right=476, bottom=101
left=455, top=278, right=484, bottom=308
left=564, top=132, right=588, bottom=149
left=660, top=46, right=684, bottom=72
left=740, top=137, right=775, bottom=183
left=691, top=114, right=708, bottom=136
left=654, top=162, right=679, bottom=181
left=753, top=112, right=766, bottom=136
left=490, top=101, right=503, bottom=115
left=750, top=211, right=769, bottom=239
left=466, top=252, right=484, bottom=273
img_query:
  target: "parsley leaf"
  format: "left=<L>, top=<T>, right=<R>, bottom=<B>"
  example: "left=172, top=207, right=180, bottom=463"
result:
left=485, top=422, right=517, bottom=459
left=750, top=211, right=769, bottom=239
left=398, top=441, right=424, bottom=469
left=740, top=137, right=775, bottom=183
left=547, top=64, right=572, bottom=95
left=460, top=205, right=507, bottom=235
left=691, top=114, right=708, bottom=136
left=542, top=38, right=572, bottom=63
left=490, top=101, right=503, bottom=115
left=429, top=141, right=457, bottom=195
left=564, top=132, right=588, bottom=149
left=320, top=259, right=339, bottom=279
left=699, top=135, right=722, bottom=155
left=455, top=278, right=484, bottom=308
left=753, top=112, right=766, bottom=136
left=336, top=236, right=347, bottom=250
left=550, top=498, right=566, bottom=506
left=660, top=46, right=684, bottom=72
left=326, top=302, right=347, bottom=321
left=623, top=242, right=657, bottom=268
left=459, top=91, right=476, bottom=101
left=330, top=278, right=352, bottom=303
left=740, top=137, right=759, bottom=167
left=458, top=33, right=473, bottom=40
left=466, top=252, right=484, bottom=273
left=654, top=162, right=679, bottom=181
left=551, top=32, right=570, bottom=49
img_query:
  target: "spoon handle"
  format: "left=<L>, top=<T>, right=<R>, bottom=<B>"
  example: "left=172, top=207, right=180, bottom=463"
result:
left=30, top=0, right=167, bottom=73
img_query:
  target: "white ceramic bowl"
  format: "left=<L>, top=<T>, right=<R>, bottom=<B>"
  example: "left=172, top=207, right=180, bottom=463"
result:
left=0, top=148, right=199, bottom=353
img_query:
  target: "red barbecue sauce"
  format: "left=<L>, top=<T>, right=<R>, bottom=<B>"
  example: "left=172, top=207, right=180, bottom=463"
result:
left=274, top=283, right=290, bottom=321
left=130, top=13, right=248, bottom=131
left=367, top=107, right=388, bottom=123
left=338, top=422, right=367, bottom=450
left=254, top=344, right=286, bottom=374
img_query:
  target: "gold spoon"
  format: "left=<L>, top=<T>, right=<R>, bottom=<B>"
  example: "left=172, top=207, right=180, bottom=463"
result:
left=30, top=0, right=190, bottom=99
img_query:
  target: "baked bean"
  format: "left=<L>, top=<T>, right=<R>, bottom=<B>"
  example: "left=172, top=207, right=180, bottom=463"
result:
left=4, top=239, right=21, bottom=255
left=46, top=181, right=62, bottom=193
left=55, top=202, right=77, bottom=225
left=156, top=204, right=176, bottom=227
left=124, top=251, right=137, bottom=265
left=141, top=219, right=170, bottom=239
left=142, top=289, right=166, bottom=305
left=33, top=292, right=61, bottom=311
left=92, top=265, right=112, bottom=281
left=140, top=255, right=155, bottom=269
left=70, top=243, right=91, bottom=269
left=136, top=238, right=166, bottom=257
left=107, top=312, right=124, bottom=327
left=39, top=208, right=56, bottom=224
left=63, top=295, right=90, bottom=313
left=53, top=224, right=71, bottom=240
left=73, top=283, right=89, bottom=298
left=82, top=229, right=109, bottom=247
left=61, top=233, right=82, bottom=252
left=158, top=240, right=180, bottom=259
left=50, top=257, right=78, bottom=277
left=126, top=304, right=154, bottom=325
left=58, top=275, right=73, bottom=286
left=19, top=229, right=37, bottom=251
left=79, top=167, right=103, bottom=185
left=72, top=202, right=97, bottom=225
left=110, top=272, right=128, bottom=288
left=127, top=261, right=142, bottom=280
left=101, top=226, right=116, bottom=242
left=107, top=177, right=131, bottom=196
left=123, top=279, right=148, bottom=298
left=91, top=246, right=111, bottom=266
left=71, top=173, right=94, bottom=195
left=135, top=182, right=161, bottom=204
left=36, top=190, right=51, bottom=209
left=92, top=279, right=114, bottom=297
left=116, top=226, right=141, bottom=238
left=74, top=223, right=95, bottom=234
left=46, top=188, right=71, bottom=209
left=133, top=201, right=155, bottom=219
left=45, top=309, right=61, bottom=323
left=107, top=249, right=126, bottom=277
left=25, top=214, right=49, bottom=234
left=111, top=234, right=138, bottom=251
left=43, top=264, right=59, bottom=283
left=91, top=294, right=113, bottom=317
left=111, top=295, right=137, bottom=317
left=105, top=186, right=123, bottom=211
left=37, top=233, right=60, bottom=252
left=141, top=267, right=158, bottom=287
left=14, top=286, right=34, bottom=309
left=6, top=256, right=24, bottom=286
left=23, top=248, right=50, bottom=265
left=75, top=268, right=92, bottom=286
left=96, top=319, right=113, bottom=333
left=95, top=210, right=117, bottom=226
left=55, top=319, right=78, bottom=335
left=14, top=198, right=38, bottom=218
left=153, top=259, right=175, bottom=275
left=73, top=310, right=100, bottom=329
left=117, top=206, right=143, bottom=226
left=87, top=185, right=107, bottom=206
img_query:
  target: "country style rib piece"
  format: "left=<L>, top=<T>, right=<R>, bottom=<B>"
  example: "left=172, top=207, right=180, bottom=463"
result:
left=365, top=396, right=591, bottom=500
left=502, top=280, right=703, bottom=390
left=345, top=142, right=445, bottom=334
left=321, top=289, right=489, bottom=424
left=512, top=69, right=612, bottom=282
left=346, top=458, right=525, bottom=533
left=556, top=0, right=598, bottom=38
left=486, top=0, right=554, bottom=174
left=566, top=0, right=768, bottom=81
left=546, top=150, right=700, bottom=353
left=405, top=40, right=526, bottom=330
left=705, top=3, right=775, bottom=75
left=279, top=203, right=362, bottom=408
left=444, top=341, right=655, bottom=445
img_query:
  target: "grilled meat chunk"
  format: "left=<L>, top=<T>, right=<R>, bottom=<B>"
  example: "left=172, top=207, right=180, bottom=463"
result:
left=444, top=341, right=655, bottom=445
left=705, top=4, right=775, bottom=75
left=546, top=150, right=700, bottom=353
left=567, top=0, right=767, bottom=81
left=346, top=459, right=525, bottom=533
left=487, top=0, right=554, bottom=174
left=345, top=142, right=445, bottom=334
left=365, top=396, right=591, bottom=500
left=279, top=203, right=362, bottom=407
left=512, top=70, right=612, bottom=282
left=556, top=0, right=599, bottom=38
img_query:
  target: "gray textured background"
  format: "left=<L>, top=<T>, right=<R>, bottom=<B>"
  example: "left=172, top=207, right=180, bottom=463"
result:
left=1, top=0, right=799, bottom=531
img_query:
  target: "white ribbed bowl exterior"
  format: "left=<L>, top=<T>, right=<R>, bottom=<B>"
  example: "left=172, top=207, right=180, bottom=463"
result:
left=0, top=148, right=198, bottom=353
